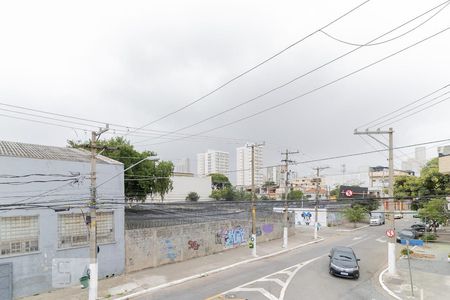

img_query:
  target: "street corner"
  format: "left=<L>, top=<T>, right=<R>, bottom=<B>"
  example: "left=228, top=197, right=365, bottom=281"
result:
left=379, top=268, right=406, bottom=300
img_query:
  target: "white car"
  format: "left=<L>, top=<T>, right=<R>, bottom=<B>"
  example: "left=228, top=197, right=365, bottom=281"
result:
left=394, top=213, right=403, bottom=219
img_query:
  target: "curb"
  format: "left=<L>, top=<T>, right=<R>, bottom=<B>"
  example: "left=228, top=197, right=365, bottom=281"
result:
left=336, top=225, right=370, bottom=232
left=378, top=267, right=402, bottom=300
left=114, top=237, right=325, bottom=300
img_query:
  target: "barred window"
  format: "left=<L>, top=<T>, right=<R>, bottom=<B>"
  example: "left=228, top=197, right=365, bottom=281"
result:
left=0, top=216, right=39, bottom=256
left=58, top=212, right=114, bottom=248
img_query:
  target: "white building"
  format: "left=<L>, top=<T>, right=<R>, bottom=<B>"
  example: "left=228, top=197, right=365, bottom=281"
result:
left=401, top=147, right=426, bottom=175
left=236, top=144, right=263, bottom=188
left=149, top=172, right=212, bottom=202
left=196, top=150, right=229, bottom=176
left=0, top=141, right=125, bottom=299
left=174, top=158, right=190, bottom=173
left=264, top=166, right=282, bottom=185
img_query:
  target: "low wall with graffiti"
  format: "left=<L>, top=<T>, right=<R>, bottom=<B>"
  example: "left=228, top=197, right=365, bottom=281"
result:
left=125, top=214, right=293, bottom=273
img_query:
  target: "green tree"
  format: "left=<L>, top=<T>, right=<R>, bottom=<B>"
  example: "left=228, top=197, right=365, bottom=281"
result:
left=394, top=158, right=450, bottom=209
left=344, top=205, right=367, bottom=228
left=68, top=137, right=174, bottom=201
left=262, top=181, right=276, bottom=187
left=287, top=190, right=304, bottom=200
left=210, top=189, right=222, bottom=200
left=185, top=192, right=200, bottom=202
left=209, top=173, right=231, bottom=189
left=330, top=185, right=340, bottom=199
left=259, top=194, right=270, bottom=200
left=418, top=198, right=449, bottom=232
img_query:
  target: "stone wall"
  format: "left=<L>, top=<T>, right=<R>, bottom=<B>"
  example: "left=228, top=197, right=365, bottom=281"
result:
left=125, top=214, right=292, bottom=273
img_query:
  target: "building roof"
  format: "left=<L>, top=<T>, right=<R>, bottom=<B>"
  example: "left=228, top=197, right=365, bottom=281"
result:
left=0, top=140, right=122, bottom=165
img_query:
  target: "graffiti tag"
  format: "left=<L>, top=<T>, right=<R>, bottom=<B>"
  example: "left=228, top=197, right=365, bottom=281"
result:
left=188, top=240, right=200, bottom=250
left=221, top=226, right=246, bottom=248
left=164, top=239, right=177, bottom=260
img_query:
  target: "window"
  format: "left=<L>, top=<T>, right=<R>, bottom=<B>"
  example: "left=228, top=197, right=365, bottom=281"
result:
left=0, top=216, right=39, bottom=256
left=58, top=212, right=114, bottom=249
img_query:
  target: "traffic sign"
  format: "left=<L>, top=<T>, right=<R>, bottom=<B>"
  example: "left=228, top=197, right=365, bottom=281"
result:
left=345, top=190, right=353, bottom=197
left=386, top=229, right=395, bottom=238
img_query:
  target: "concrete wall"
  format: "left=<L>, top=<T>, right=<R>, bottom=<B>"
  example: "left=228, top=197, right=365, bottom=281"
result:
left=125, top=214, right=292, bottom=273
left=0, top=156, right=125, bottom=298
left=439, top=155, right=450, bottom=174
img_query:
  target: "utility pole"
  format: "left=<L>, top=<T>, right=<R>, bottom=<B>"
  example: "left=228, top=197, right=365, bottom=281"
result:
left=247, top=142, right=264, bottom=257
left=281, top=149, right=299, bottom=248
left=313, top=166, right=329, bottom=239
left=354, top=127, right=396, bottom=275
left=89, top=126, right=108, bottom=300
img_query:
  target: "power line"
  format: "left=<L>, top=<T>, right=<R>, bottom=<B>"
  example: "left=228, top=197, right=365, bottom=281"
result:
left=356, top=83, right=450, bottom=129
left=127, top=1, right=371, bottom=136
left=141, top=27, right=450, bottom=147
left=134, top=1, right=445, bottom=145
left=320, top=1, right=450, bottom=47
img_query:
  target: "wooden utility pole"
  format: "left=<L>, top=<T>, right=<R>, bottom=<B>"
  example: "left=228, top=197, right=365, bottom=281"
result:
left=354, top=127, right=396, bottom=275
left=281, top=149, right=299, bottom=248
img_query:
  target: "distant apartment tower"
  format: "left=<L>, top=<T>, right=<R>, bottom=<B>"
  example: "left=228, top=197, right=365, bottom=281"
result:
left=174, top=158, right=190, bottom=173
left=401, top=146, right=426, bottom=175
left=264, top=165, right=282, bottom=185
left=196, top=150, right=229, bottom=176
left=236, top=144, right=264, bottom=187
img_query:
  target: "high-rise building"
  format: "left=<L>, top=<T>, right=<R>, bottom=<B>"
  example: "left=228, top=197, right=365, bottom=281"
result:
left=236, top=144, right=263, bottom=187
left=174, top=158, right=191, bottom=173
left=401, top=146, right=426, bottom=175
left=196, top=150, right=229, bottom=176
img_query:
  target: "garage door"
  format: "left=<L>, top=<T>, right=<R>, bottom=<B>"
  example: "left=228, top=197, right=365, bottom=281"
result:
left=0, top=262, right=12, bottom=300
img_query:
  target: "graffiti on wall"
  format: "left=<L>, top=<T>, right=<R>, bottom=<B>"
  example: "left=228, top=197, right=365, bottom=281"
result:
left=262, top=224, right=274, bottom=234
left=215, top=233, right=222, bottom=245
left=188, top=240, right=200, bottom=250
left=216, top=226, right=247, bottom=248
left=164, top=239, right=177, bottom=261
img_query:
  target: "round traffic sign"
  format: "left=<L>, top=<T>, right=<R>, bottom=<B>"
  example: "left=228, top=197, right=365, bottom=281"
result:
left=345, top=190, right=353, bottom=197
left=386, top=229, right=395, bottom=238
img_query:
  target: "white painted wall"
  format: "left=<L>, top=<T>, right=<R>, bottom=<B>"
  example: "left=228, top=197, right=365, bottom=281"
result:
left=152, top=174, right=212, bottom=202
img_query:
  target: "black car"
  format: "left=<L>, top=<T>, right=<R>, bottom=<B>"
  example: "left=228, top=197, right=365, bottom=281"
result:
left=396, top=228, right=419, bottom=243
left=328, top=246, right=360, bottom=279
left=410, top=224, right=429, bottom=235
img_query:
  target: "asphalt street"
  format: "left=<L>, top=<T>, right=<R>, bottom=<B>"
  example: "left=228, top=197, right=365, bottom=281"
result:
left=132, top=220, right=415, bottom=300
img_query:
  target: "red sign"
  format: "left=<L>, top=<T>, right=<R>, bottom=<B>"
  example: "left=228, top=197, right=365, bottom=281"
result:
left=345, top=190, right=353, bottom=197
left=386, top=229, right=395, bottom=238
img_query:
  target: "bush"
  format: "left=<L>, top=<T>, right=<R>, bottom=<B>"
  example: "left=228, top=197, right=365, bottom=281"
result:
left=400, top=248, right=414, bottom=256
left=185, top=192, right=200, bottom=202
left=421, top=233, right=437, bottom=241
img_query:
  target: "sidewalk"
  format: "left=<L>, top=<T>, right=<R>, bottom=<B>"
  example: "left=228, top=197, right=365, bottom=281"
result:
left=23, top=228, right=329, bottom=300
left=380, top=242, right=450, bottom=299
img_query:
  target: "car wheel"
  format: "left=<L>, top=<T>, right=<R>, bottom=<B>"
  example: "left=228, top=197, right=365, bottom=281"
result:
left=329, top=268, right=333, bottom=275
left=354, top=273, right=359, bottom=280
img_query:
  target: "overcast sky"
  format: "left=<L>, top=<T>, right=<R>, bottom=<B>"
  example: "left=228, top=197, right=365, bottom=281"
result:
left=0, top=0, right=449, bottom=183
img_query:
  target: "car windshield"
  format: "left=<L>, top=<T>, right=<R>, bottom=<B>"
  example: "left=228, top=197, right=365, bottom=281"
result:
left=333, top=252, right=354, bottom=261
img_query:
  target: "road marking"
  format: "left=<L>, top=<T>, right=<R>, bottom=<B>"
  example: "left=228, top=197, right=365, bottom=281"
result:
left=234, top=287, right=278, bottom=300
left=259, top=278, right=285, bottom=287
left=376, top=237, right=387, bottom=243
left=213, top=235, right=373, bottom=300
left=115, top=238, right=325, bottom=300
left=222, top=256, right=322, bottom=300
left=353, top=235, right=365, bottom=240
left=378, top=267, right=402, bottom=300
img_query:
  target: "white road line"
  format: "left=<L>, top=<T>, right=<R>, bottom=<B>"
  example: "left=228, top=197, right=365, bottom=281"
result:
left=378, top=267, right=402, bottom=300
left=223, top=234, right=374, bottom=300
left=115, top=238, right=324, bottom=300
left=258, top=278, right=285, bottom=287
left=234, top=287, right=278, bottom=300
